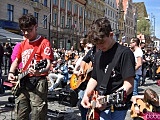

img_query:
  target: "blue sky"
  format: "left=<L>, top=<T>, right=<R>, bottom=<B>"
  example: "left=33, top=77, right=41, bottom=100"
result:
left=133, top=0, right=160, bottom=39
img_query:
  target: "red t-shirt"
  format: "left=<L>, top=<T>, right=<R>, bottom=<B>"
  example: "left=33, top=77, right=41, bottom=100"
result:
left=17, top=36, right=53, bottom=76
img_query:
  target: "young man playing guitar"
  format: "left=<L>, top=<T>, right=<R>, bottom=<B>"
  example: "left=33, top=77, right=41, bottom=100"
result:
left=81, top=17, right=135, bottom=120
left=8, top=13, right=53, bottom=120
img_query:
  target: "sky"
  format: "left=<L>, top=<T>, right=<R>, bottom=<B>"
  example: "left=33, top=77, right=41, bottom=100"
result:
left=133, top=0, right=160, bottom=39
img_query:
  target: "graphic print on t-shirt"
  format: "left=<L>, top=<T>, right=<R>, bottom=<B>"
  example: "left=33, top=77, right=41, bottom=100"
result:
left=22, top=49, right=33, bottom=68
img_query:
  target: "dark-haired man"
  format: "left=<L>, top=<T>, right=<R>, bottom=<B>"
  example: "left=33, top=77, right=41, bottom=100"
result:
left=81, top=17, right=135, bottom=120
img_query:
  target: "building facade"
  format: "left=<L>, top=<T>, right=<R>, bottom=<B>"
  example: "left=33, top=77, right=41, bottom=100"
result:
left=0, top=0, right=86, bottom=49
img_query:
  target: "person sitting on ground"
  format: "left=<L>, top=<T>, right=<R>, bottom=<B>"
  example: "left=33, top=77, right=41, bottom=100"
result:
left=48, top=58, right=68, bottom=91
left=131, top=88, right=160, bottom=120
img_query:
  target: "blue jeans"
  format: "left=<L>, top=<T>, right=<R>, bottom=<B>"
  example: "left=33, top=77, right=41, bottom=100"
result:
left=100, top=109, right=127, bottom=120
left=78, top=90, right=88, bottom=120
left=133, top=74, right=141, bottom=96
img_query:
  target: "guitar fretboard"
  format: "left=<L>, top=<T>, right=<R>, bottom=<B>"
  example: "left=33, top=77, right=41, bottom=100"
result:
left=18, top=70, right=29, bottom=80
left=99, top=95, right=110, bottom=104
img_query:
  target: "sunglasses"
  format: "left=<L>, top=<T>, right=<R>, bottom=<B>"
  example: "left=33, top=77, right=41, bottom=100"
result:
left=21, top=25, right=35, bottom=33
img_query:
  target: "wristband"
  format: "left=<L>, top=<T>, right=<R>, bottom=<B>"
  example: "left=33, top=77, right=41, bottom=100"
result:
left=9, top=72, right=14, bottom=74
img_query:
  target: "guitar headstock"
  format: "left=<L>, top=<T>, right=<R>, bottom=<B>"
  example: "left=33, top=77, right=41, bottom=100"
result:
left=35, top=59, right=47, bottom=70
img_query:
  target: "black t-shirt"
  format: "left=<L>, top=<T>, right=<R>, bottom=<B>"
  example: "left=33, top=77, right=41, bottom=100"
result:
left=82, top=46, right=97, bottom=64
left=92, top=43, right=135, bottom=99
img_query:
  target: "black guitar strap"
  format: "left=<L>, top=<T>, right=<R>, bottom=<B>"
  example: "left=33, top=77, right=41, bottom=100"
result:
left=97, top=44, right=127, bottom=95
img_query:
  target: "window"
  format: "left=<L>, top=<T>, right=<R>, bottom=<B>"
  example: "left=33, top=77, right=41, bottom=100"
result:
left=34, top=12, right=38, bottom=23
left=53, top=13, right=58, bottom=26
left=67, top=1, right=72, bottom=11
left=106, top=8, right=107, bottom=15
left=61, top=16, right=65, bottom=28
left=74, top=21, right=77, bottom=29
left=67, top=17, right=72, bottom=28
left=44, top=0, right=47, bottom=7
left=43, top=15, right=47, bottom=29
left=23, top=9, right=28, bottom=15
left=74, top=4, right=78, bottom=14
left=53, top=0, right=58, bottom=5
left=79, top=22, right=82, bottom=32
left=60, top=0, right=65, bottom=9
left=7, top=4, right=14, bottom=21
left=79, top=7, right=83, bottom=16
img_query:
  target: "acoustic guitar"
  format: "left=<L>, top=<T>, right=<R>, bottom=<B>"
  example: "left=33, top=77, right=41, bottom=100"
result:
left=87, top=88, right=127, bottom=120
left=70, top=62, right=92, bottom=90
left=130, top=99, right=153, bottom=119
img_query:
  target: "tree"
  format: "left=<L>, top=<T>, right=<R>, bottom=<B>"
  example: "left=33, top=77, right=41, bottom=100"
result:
left=137, top=18, right=151, bottom=36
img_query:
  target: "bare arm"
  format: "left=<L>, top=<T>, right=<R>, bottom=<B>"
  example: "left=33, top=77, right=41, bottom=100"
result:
left=135, top=56, right=143, bottom=70
left=8, top=58, right=19, bottom=82
left=81, top=78, right=97, bottom=108
left=121, top=76, right=134, bottom=95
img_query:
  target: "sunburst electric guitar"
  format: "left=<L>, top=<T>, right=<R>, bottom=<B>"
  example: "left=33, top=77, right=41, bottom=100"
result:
left=70, top=62, right=92, bottom=90
left=12, top=59, right=47, bottom=96
left=87, top=88, right=127, bottom=120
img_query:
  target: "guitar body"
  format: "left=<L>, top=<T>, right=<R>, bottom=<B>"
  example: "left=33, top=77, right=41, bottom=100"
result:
left=87, top=89, right=126, bottom=120
left=87, top=108, right=100, bottom=120
left=130, top=99, right=153, bottom=118
left=70, top=62, right=92, bottom=90
left=12, top=60, right=47, bottom=96
left=156, top=66, right=160, bottom=74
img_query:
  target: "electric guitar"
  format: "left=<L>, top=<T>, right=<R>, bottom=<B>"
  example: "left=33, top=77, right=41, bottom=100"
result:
left=87, top=88, right=127, bottom=120
left=12, top=59, right=47, bottom=96
left=130, top=99, right=154, bottom=119
left=70, top=62, right=92, bottom=90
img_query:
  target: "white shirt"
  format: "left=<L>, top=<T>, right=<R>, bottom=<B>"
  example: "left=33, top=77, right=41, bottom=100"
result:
left=134, top=48, right=143, bottom=75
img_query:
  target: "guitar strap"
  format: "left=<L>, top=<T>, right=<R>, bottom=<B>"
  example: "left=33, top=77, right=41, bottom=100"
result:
left=22, top=38, right=42, bottom=71
left=97, top=44, right=127, bottom=95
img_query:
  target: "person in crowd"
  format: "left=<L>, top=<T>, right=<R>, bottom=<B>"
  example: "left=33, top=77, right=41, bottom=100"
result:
left=78, top=38, right=87, bottom=55
left=0, top=43, right=4, bottom=78
left=130, top=38, right=143, bottom=95
left=150, top=49, right=158, bottom=81
left=77, top=40, right=99, bottom=120
left=81, top=17, right=135, bottom=120
left=131, top=88, right=160, bottom=120
left=48, top=58, right=68, bottom=91
left=139, top=42, right=147, bottom=85
left=11, top=42, right=23, bottom=71
left=8, top=13, right=53, bottom=120
left=0, top=43, right=4, bottom=94
left=3, top=42, right=12, bottom=75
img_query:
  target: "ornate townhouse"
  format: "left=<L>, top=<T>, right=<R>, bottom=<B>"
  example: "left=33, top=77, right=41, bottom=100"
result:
left=104, top=0, right=118, bottom=41
left=85, top=0, right=105, bottom=34
left=0, top=0, right=106, bottom=49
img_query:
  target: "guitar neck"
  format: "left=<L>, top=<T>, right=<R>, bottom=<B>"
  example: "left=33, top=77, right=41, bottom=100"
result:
left=18, top=70, right=29, bottom=80
left=99, top=95, right=110, bottom=104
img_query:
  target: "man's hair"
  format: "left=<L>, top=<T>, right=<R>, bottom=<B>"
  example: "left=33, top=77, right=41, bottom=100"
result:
left=19, top=13, right=37, bottom=29
left=131, top=37, right=140, bottom=46
left=87, top=17, right=112, bottom=43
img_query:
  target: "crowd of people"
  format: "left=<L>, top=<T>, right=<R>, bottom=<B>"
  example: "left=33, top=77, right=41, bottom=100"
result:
left=0, top=14, right=160, bottom=120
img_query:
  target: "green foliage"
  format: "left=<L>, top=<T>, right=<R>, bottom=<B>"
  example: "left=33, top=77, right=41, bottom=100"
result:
left=137, top=18, right=151, bottom=36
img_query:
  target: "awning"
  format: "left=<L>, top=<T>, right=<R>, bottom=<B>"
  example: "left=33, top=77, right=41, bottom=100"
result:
left=0, top=28, right=23, bottom=42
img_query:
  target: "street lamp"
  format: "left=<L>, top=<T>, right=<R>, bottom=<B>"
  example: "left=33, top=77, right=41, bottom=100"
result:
left=48, top=0, right=52, bottom=45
